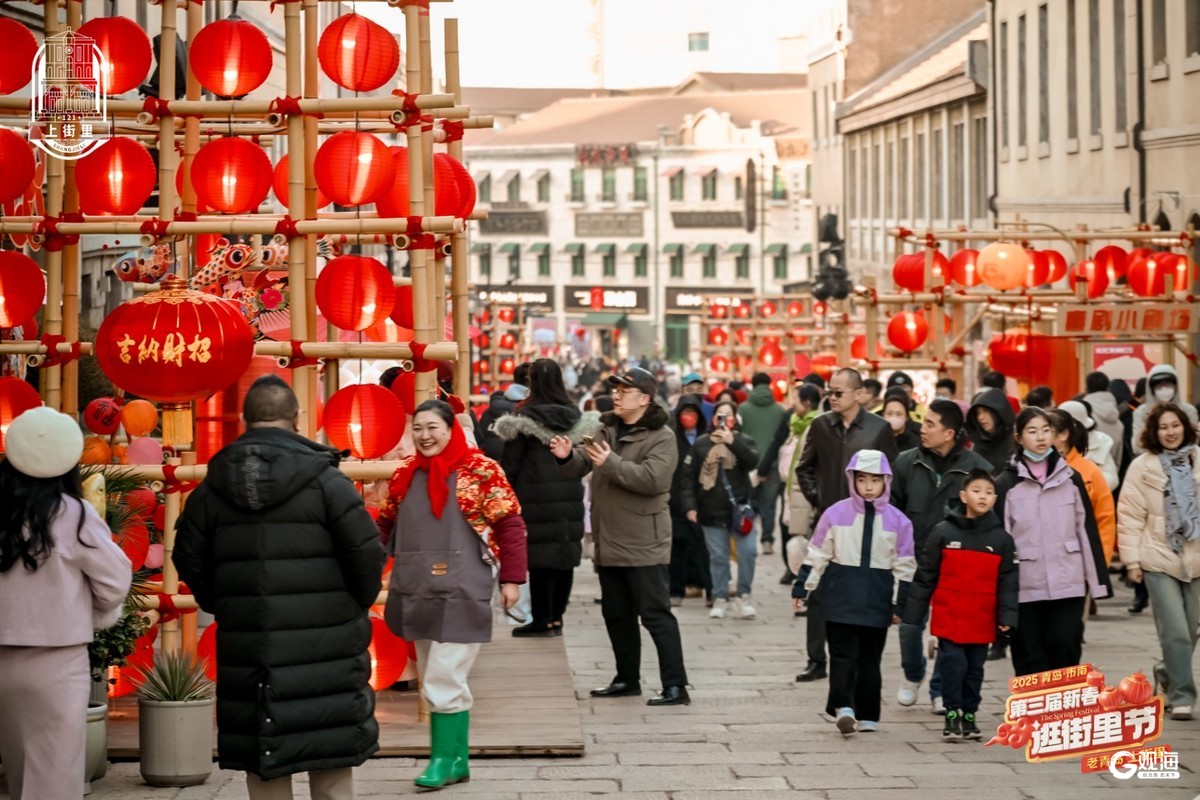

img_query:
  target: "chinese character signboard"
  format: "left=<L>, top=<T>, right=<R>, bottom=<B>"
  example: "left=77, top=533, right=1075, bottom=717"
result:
left=671, top=211, right=745, bottom=229
left=574, top=212, right=644, bottom=237
left=664, top=287, right=755, bottom=314
left=478, top=211, right=548, bottom=235
left=564, top=285, right=649, bottom=315
left=477, top=285, right=555, bottom=310
left=1055, top=303, right=1199, bottom=337
left=576, top=144, right=637, bottom=167
left=987, top=665, right=1166, bottom=774
left=31, top=29, right=108, bottom=159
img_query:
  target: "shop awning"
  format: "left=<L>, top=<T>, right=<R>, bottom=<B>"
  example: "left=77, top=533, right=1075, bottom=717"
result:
left=626, top=243, right=648, bottom=255
left=530, top=169, right=550, bottom=182
left=798, top=242, right=813, bottom=254
left=580, top=312, right=628, bottom=328
left=498, top=242, right=520, bottom=254
left=765, top=244, right=788, bottom=256
left=470, top=242, right=491, bottom=253
left=529, top=242, right=550, bottom=254
left=663, top=243, right=684, bottom=255
left=595, top=243, right=616, bottom=255
left=661, top=166, right=683, bottom=178
left=693, top=243, right=716, bottom=255
left=696, top=166, right=717, bottom=176
left=472, top=170, right=490, bottom=184
left=564, top=243, right=585, bottom=254
left=497, top=170, right=519, bottom=186
left=727, top=243, right=750, bottom=255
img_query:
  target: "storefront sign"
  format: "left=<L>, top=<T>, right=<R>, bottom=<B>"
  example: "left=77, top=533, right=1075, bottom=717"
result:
left=775, top=137, right=810, bottom=160
left=575, top=212, right=644, bottom=237
left=665, top=286, right=755, bottom=313
left=478, top=211, right=548, bottom=235
left=1091, top=344, right=1158, bottom=389
left=576, top=144, right=637, bottom=166
left=564, top=285, right=650, bottom=315
left=671, top=211, right=745, bottom=229
left=1056, top=303, right=1199, bottom=336
left=477, top=285, right=554, bottom=310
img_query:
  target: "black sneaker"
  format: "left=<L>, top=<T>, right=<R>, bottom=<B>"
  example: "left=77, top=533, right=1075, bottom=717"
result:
left=942, top=709, right=962, bottom=739
left=961, top=712, right=982, bottom=740
left=986, top=642, right=1007, bottom=661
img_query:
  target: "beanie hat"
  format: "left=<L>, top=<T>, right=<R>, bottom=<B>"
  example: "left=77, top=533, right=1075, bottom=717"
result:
left=4, top=406, right=84, bottom=479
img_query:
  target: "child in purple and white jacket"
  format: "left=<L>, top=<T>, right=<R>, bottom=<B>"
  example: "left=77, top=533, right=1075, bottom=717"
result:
left=792, top=449, right=916, bottom=736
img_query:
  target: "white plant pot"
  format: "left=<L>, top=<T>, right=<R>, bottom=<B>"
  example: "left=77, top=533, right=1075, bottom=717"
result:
left=137, top=698, right=215, bottom=787
left=84, top=702, right=108, bottom=795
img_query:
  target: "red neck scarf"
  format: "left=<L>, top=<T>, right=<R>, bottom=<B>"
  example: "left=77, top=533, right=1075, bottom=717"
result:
left=391, top=421, right=474, bottom=518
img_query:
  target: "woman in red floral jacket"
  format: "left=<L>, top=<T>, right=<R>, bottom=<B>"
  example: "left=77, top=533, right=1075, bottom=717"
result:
left=377, top=399, right=527, bottom=790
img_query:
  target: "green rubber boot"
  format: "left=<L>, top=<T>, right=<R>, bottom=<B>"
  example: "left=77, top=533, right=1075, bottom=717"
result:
left=414, top=711, right=470, bottom=789
left=453, top=710, right=471, bottom=783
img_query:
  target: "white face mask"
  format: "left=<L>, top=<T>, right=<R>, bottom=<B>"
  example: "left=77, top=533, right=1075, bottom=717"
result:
left=1154, top=385, right=1176, bottom=404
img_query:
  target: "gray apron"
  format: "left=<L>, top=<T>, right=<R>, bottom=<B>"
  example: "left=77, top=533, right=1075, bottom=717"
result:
left=383, top=471, right=495, bottom=643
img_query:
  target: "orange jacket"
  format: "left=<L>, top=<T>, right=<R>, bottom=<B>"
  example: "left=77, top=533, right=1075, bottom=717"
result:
left=1065, top=448, right=1117, bottom=564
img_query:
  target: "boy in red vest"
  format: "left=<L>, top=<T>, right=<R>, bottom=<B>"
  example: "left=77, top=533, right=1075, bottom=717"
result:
left=903, top=469, right=1018, bottom=740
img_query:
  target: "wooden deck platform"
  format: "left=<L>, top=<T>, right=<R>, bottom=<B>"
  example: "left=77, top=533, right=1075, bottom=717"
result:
left=106, top=627, right=584, bottom=758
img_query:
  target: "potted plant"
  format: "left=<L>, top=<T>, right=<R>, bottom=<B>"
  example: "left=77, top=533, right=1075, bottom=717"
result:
left=135, top=650, right=216, bottom=787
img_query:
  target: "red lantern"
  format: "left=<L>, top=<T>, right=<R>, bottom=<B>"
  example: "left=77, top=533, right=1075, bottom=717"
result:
left=977, top=242, right=1031, bottom=291
left=948, top=249, right=981, bottom=287
left=1068, top=258, right=1109, bottom=298
left=120, top=399, right=158, bottom=438
left=114, top=519, right=150, bottom=571
left=376, top=150, right=474, bottom=219
left=759, top=301, right=778, bottom=318
left=0, top=376, right=41, bottom=453
left=1093, top=245, right=1128, bottom=281
left=708, top=355, right=730, bottom=372
left=499, top=332, right=517, bottom=350
left=850, top=334, right=884, bottom=360
left=0, top=19, right=38, bottom=95
left=272, top=154, right=331, bottom=210
left=499, top=357, right=516, bottom=375
left=95, top=276, right=255, bottom=446
left=1117, top=672, right=1153, bottom=706
left=1086, top=669, right=1106, bottom=688
left=892, top=252, right=949, bottom=291
left=364, top=316, right=412, bottom=344
left=368, top=615, right=409, bottom=691
left=1044, top=250, right=1069, bottom=283
left=790, top=327, right=808, bottom=345
left=190, top=19, right=272, bottom=98
left=388, top=284, right=414, bottom=329
left=0, top=129, right=35, bottom=205
left=324, top=384, right=406, bottom=459
left=1128, top=253, right=1195, bottom=296
left=709, top=304, right=728, bottom=319
left=786, top=300, right=804, bottom=317
left=758, top=341, right=784, bottom=367
left=1097, top=686, right=1123, bottom=711
left=708, top=327, right=728, bottom=346
left=315, top=132, right=394, bottom=207
left=316, top=255, right=395, bottom=332
left=109, top=626, right=157, bottom=698
left=77, top=17, right=153, bottom=96
left=734, top=328, right=752, bottom=347
left=1021, top=250, right=1051, bottom=288
left=813, top=300, right=827, bottom=316
left=74, top=137, right=157, bottom=215
left=811, top=353, right=838, bottom=380
left=473, top=359, right=488, bottom=374
left=123, top=487, right=158, bottom=521
left=792, top=353, right=812, bottom=375
left=498, top=308, right=516, bottom=324
left=318, top=14, right=400, bottom=93
left=476, top=333, right=490, bottom=349
left=84, top=397, right=122, bottom=435
left=0, top=252, right=45, bottom=328
left=887, top=311, right=929, bottom=353
left=192, top=137, right=272, bottom=214
left=197, top=623, right=217, bottom=680
left=733, top=303, right=751, bottom=319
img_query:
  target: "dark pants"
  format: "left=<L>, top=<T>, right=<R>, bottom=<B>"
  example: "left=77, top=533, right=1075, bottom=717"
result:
left=753, top=473, right=782, bottom=544
left=597, top=564, right=689, bottom=688
left=805, top=585, right=827, bottom=667
left=779, top=521, right=793, bottom=573
left=529, top=567, right=574, bottom=624
left=1011, top=597, right=1086, bottom=677
left=938, top=638, right=988, bottom=713
left=668, top=516, right=712, bottom=596
left=825, top=621, right=888, bottom=722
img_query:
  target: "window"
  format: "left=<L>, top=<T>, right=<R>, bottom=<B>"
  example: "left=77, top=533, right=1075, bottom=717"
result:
left=669, top=170, right=684, bottom=201
left=932, top=128, right=944, bottom=219
left=811, top=91, right=820, bottom=148
left=847, top=148, right=857, bottom=218
left=734, top=175, right=743, bottom=200
left=1190, top=0, right=1200, bottom=57
left=1000, top=21, right=1009, bottom=149
left=670, top=252, right=684, bottom=278
left=506, top=175, right=521, bottom=203
left=664, top=317, right=689, bottom=362
left=771, top=166, right=787, bottom=200
left=701, top=249, right=716, bottom=278
left=1087, top=0, right=1101, bottom=136
left=688, top=32, right=710, bottom=51
left=885, top=141, right=894, bottom=219
left=1151, top=0, right=1167, bottom=64
left=735, top=251, right=749, bottom=279
left=602, top=252, right=616, bottom=277
left=1067, top=0, right=1078, bottom=141
left=773, top=253, right=788, bottom=280
left=571, top=251, right=585, bottom=277
left=570, top=168, right=584, bottom=202
left=601, top=167, right=616, bottom=202
left=950, top=123, right=964, bottom=220
left=972, top=117, right=988, bottom=218
left=479, top=249, right=491, bottom=279
left=633, top=166, right=647, bottom=202
left=898, top=136, right=909, bottom=218
left=1114, top=0, right=1127, bottom=131
left=1018, top=14, right=1028, bottom=147
left=537, top=251, right=550, bottom=277
left=1038, top=4, right=1049, bottom=145
left=914, top=132, right=926, bottom=218
left=871, top=144, right=880, bottom=218
left=537, top=173, right=550, bottom=203
left=508, top=249, right=520, bottom=279
left=633, top=249, right=647, bottom=277
left=479, top=174, right=492, bottom=204
left=701, top=169, right=717, bottom=201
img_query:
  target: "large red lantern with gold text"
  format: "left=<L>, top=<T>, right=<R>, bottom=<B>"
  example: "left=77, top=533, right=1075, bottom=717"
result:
left=272, top=154, right=331, bottom=210
left=0, top=376, right=41, bottom=453
left=315, top=255, right=395, bottom=331
left=887, top=311, right=929, bottom=353
left=77, top=17, right=153, bottom=95
left=0, top=128, right=35, bottom=205
left=977, top=242, right=1030, bottom=291
left=318, top=14, right=400, bottom=92
left=74, top=137, right=157, bottom=215
left=0, top=19, right=38, bottom=95
left=190, top=19, right=272, bottom=98
left=375, top=149, right=475, bottom=219
left=95, top=276, right=255, bottom=446
left=323, top=384, right=406, bottom=459
left=0, top=252, right=45, bottom=328
left=192, top=137, right=273, bottom=214
left=1068, top=258, right=1109, bottom=298
left=892, top=252, right=949, bottom=291
left=315, top=132, right=394, bottom=207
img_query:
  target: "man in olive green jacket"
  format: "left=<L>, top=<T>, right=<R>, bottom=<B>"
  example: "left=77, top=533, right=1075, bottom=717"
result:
left=551, top=367, right=690, bottom=706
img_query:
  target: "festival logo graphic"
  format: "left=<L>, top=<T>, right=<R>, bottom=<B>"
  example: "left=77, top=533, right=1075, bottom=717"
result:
left=29, top=29, right=108, bottom=160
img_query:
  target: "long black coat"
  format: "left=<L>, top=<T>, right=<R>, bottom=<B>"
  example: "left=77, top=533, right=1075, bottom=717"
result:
left=174, top=428, right=384, bottom=780
left=679, top=430, right=759, bottom=529
left=669, top=394, right=709, bottom=519
left=495, top=404, right=602, bottom=570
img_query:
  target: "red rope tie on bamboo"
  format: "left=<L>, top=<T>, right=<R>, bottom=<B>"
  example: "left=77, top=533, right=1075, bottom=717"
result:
left=896, top=227, right=913, bottom=240
left=38, top=213, right=83, bottom=252
left=274, top=216, right=301, bottom=239
left=139, top=97, right=172, bottom=121
left=139, top=218, right=171, bottom=239
left=405, top=234, right=437, bottom=251
left=162, top=464, right=200, bottom=495
left=37, top=333, right=82, bottom=368
left=175, top=211, right=198, bottom=223
left=269, top=95, right=318, bottom=119
left=286, top=340, right=320, bottom=369
left=391, top=91, right=432, bottom=130
left=439, top=120, right=464, bottom=142
left=408, top=341, right=438, bottom=373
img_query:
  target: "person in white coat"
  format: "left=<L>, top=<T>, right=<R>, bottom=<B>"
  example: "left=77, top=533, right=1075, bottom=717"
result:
left=1082, top=371, right=1126, bottom=469
left=1058, top=401, right=1119, bottom=491
left=0, top=407, right=132, bottom=800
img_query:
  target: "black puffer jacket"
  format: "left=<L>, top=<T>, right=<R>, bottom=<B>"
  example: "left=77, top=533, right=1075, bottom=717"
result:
left=174, top=428, right=384, bottom=781
left=669, top=394, right=709, bottom=519
left=477, top=391, right=516, bottom=461
left=679, top=429, right=759, bottom=528
left=966, top=388, right=1016, bottom=473
left=495, top=404, right=602, bottom=570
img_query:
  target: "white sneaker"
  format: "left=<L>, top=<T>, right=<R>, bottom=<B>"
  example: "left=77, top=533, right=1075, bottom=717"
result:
left=1170, top=705, right=1193, bottom=720
left=709, top=598, right=728, bottom=619
left=897, top=679, right=921, bottom=707
left=858, top=720, right=878, bottom=732
left=835, top=707, right=857, bottom=736
left=736, top=596, right=757, bottom=619
left=931, top=696, right=945, bottom=715
left=762, top=541, right=774, bottom=555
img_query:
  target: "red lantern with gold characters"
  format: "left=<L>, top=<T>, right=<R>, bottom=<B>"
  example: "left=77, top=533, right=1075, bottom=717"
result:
left=318, top=14, right=400, bottom=93
left=77, top=16, right=153, bottom=96
left=315, top=255, right=395, bottom=332
left=0, top=376, right=41, bottom=453
left=0, top=18, right=38, bottom=95
left=190, top=18, right=273, bottom=98
left=323, top=384, right=406, bottom=460
left=887, top=311, right=929, bottom=353
left=192, top=137, right=273, bottom=214
left=977, top=242, right=1031, bottom=291
left=315, top=132, right=394, bottom=207
left=74, top=137, right=157, bottom=216
left=1068, top=258, right=1109, bottom=299
left=0, top=251, right=45, bottom=328
left=0, top=128, right=35, bottom=206
left=95, top=276, right=255, bottom=446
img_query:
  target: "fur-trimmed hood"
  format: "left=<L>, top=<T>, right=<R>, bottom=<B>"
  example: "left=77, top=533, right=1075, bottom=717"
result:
left=600, top=402, right=670, bottom=433
left=493, top=405, right=601, bottom=444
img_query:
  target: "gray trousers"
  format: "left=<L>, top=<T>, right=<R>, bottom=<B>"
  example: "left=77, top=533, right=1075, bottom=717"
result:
left=1144, top=570, right=1200, bottom=708
left=246, top=768, right=354, bottom=800
left=0, top=643, right=89, bottom=800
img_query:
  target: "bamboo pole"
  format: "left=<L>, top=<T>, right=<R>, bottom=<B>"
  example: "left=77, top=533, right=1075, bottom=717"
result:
left=891, top=227, right=1188, bottom=244
left=0, top=115, right=495, bottom=136
left=863, top=276, right=879, bottom=375
left=40, top=0, right=63, bottom=410
left=160, top=456, right=182, bottom=654
left=180, top=0, right=204, bottom=277
left=59, top=0, right=82, bottom=418
left=304, top=0, right=322, bottom=423
left=0, top=93, right=458, bottom=116
left=179, top=450, right=199, bottom=655
left=0, top=217, right=461, bottom=243
left=445, top=18, right=472, bottom=398
left=406, top=2, right=437, bottom=403
left=0, top=339, right=459, bottom=362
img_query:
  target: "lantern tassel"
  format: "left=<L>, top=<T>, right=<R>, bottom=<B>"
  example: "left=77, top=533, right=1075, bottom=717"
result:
left=161, top=403, right=194, bottom=448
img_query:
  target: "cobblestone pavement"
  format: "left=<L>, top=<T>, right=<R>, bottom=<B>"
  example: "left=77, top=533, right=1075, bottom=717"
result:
left=47, top=553, right=1200, bottom=798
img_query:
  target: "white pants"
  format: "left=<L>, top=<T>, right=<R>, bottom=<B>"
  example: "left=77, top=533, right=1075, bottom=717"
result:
left=414, top=640, right=481, bottom=713
left=245, top=767, right=353, bottom=800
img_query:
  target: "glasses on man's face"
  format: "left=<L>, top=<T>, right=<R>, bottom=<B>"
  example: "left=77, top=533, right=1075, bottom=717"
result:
left=825, top=389, right=850, bottom=399
left=611, top=387, right=642, bottom=397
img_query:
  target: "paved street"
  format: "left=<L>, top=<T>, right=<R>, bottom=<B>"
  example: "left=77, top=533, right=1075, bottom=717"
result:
left=76, top=555, right=1200, bottom=799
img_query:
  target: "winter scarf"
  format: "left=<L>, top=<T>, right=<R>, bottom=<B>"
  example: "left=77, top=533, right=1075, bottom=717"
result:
left=1159, top=444, right=1200, bottom=554
left=786, top=410, right=820, bottom=494
left=699, top=440, right=736, bottom=491
left=388, top=420, right=473, bottom=519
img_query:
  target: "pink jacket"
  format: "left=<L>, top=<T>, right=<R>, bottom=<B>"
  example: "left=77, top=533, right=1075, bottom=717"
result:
left=0, top=497, right=131, bottom=646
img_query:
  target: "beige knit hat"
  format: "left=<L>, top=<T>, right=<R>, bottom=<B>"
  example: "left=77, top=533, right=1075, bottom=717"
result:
left=4, top=406, right=84, bottom=478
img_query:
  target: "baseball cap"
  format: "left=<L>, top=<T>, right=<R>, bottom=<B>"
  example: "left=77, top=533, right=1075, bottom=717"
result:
left=1058, top=400, right=1096, bottom=430
left=887, top=370, right=914, bottom=389
left=608, top=367, right=657, bottom=396
left=681, top=372, right=703, bottom=385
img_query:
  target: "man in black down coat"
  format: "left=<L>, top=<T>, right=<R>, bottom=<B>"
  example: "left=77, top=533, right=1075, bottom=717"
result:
left=668, top=394, right=712, bottom=602
left=174, top=376, right=384, bottom=799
